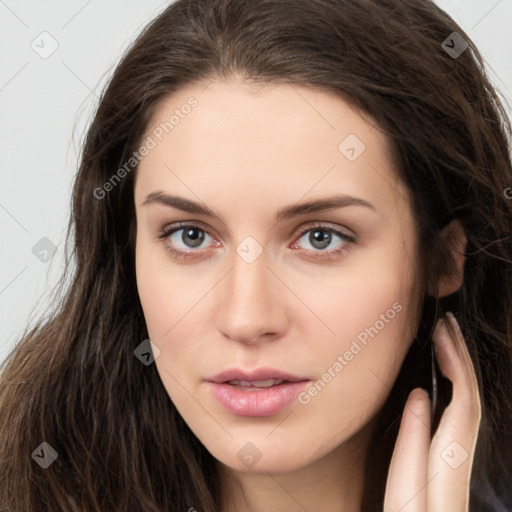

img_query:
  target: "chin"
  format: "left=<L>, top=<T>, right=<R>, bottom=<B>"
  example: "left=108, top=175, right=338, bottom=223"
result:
left=221, top=453, right=311, bottom=475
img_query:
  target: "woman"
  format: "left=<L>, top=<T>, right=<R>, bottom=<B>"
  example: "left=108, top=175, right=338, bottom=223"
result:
left=1, top=0, right=511, bottom=510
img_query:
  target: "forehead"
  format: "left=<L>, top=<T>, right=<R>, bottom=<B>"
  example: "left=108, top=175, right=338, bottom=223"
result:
left=134, top=78, right=410, bottom=221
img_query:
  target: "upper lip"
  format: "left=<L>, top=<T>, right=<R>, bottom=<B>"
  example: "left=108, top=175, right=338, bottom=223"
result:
left=206, top=367, right=310, bottom=384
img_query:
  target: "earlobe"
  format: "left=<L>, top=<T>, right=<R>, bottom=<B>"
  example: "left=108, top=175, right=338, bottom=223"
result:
left=428, top=218, right=467, bottom=298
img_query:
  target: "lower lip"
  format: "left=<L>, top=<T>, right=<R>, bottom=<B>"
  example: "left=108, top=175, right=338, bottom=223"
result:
left=207, top=381, right=310, bottom=417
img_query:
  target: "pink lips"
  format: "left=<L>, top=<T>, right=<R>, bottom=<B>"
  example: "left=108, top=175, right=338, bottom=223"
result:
left=205, top=367, right=311, bottom=417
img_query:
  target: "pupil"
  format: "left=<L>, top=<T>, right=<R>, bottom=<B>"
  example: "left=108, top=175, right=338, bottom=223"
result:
left=183, top=228, right=205, bottom=248
left=310, top=230, right=331, bottom=249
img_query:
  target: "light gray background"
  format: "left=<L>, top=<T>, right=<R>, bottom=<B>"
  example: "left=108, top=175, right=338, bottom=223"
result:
left=1, top=0, right=511, bottom=366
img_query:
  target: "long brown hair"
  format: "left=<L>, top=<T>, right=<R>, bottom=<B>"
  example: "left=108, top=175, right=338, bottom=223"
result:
left=1, top=0, right=511, bottom=510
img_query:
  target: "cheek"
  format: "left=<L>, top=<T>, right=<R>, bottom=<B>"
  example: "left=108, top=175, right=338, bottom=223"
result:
left=135, top=242, right=166, bottom=335
left=295, top=248, right=420, bottom=400
left=135, top=240, right=218, bottom=390
left=135, top=244, right=203, bottom=406
left=304, top=273, right=413, bottom=383
left=296, top=243, right=418, bottom=348
left=293, top=290, right=415, bottom=446
left=135, top=244, right=185, bottom=366
left=135, top=240, right=198, bottom=337
left=299, top=249, right=420, bottom=421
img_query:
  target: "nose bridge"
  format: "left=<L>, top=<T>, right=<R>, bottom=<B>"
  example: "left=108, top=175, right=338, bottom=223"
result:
left=214, top=240, right=287, bottom=343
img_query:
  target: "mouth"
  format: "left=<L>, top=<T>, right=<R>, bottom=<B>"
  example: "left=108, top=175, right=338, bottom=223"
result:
left=206, top=367, right=309, bottom=384
left=224, top=378, right=296, bottom=391
left=205, top=368, right=311, bottom=416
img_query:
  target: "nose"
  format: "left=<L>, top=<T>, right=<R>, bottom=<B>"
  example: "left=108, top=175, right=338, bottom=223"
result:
left=214, top=245, right=289, bottom=345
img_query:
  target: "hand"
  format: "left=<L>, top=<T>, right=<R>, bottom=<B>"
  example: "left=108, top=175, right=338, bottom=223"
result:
left=384, top=312, right=482, bottom=512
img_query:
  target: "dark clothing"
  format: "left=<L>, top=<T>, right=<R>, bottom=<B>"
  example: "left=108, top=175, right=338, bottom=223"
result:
left=470, top=479, right=512, bottom=511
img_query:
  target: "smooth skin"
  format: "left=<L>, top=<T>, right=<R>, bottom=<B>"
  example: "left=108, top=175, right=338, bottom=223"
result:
left=134, top=78, right=481, bottom=511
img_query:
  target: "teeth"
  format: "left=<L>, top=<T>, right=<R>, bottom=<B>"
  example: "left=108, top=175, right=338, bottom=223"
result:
left=228, top=379, right=285, bottom=387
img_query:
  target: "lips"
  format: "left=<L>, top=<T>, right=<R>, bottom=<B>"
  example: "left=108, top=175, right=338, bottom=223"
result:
left=205, top=367, right=311, bottom=416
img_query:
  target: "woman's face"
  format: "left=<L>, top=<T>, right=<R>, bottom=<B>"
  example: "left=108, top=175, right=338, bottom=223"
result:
left=134, top=79, right=424, bottom=474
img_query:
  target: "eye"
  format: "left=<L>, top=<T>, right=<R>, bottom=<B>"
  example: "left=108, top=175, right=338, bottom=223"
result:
left=157, top=223, right=218, bottom=260
left=290, top=224, right=355, bottom=259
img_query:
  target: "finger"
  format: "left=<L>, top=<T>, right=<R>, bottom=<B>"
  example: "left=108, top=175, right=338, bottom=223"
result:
left=384, top=388, right=431, bottom=512
left=428, top=313, right=482, bottom=512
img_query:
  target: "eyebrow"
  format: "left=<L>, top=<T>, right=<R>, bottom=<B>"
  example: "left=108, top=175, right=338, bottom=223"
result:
left=141, top=191, right=376, bottom=221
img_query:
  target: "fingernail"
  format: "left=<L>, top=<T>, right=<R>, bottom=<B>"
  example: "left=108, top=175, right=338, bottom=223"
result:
left=444, top=311, right=457, bottom=336
left=409, top=388, right=429, bottom=402
left=434, top=317, right=451, bottom=347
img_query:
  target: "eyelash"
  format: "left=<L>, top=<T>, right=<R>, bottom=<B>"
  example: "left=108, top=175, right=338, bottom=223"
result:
left=157, top=222, right=356, bottom=261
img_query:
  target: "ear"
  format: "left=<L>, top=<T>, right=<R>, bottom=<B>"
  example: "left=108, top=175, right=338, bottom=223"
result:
left=427, top=218, right=467, bottom=298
